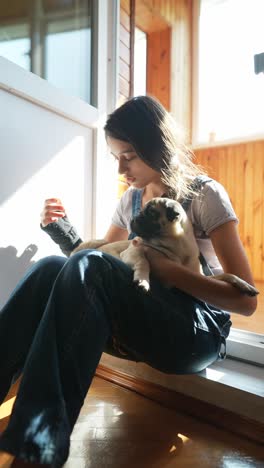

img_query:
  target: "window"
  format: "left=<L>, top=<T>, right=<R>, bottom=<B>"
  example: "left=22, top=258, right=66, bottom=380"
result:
left=193, top=0, right=264, bottom=366
left=134, top=27, right=147, bottom=96
left=194, top=0, right=264, bottom=144
left=0, top=0, right=94, bottom=104
left=0, top=23, right=30, bottom=71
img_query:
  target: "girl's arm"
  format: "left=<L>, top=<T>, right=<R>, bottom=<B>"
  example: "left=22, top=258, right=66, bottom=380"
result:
left=144, top=221, right=257, bottom=316
left=104, top=224, right=129, bottom=242
left=41, top=196, right=128, bottom=255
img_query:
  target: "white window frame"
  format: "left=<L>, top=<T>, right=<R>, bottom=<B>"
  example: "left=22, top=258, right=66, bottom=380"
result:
left=0, top=0, right=119, bottom=123
left=191, top=0, right=264, bottom=367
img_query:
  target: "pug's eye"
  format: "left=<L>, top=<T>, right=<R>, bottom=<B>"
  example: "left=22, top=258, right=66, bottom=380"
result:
left=166, top=206, right=179, bottom=222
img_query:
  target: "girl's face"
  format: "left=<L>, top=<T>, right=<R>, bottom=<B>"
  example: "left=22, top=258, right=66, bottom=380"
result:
left=107, top=136, right=162, bottom=189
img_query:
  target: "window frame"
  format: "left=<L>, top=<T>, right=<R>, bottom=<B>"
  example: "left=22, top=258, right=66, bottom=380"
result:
left=0, top=0, right=119, bottom=239
left=0, top=0, right=97, bottom=107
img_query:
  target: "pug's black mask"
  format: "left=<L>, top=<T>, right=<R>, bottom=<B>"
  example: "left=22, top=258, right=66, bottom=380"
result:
left=130, top=198, right=180, bottom=240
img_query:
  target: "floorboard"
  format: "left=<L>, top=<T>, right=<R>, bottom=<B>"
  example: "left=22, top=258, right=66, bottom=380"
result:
left=63, top=376, right=264, bottom=468
left=1, top=377, right=264, bottom=467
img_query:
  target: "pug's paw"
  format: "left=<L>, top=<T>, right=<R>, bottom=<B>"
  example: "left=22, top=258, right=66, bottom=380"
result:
left=214, top=273, right=259, bottom=296
left=233, top=280, right=259, bottom=296
left=135, top=279, right=150, bottom=292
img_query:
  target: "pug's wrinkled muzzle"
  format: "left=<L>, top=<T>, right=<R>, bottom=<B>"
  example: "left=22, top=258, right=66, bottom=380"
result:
left=130, top=214, right=161, bottom=239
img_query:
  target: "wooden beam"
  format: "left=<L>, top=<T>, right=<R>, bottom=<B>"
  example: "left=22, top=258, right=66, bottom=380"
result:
left=129, top=0, right=135, bottom=97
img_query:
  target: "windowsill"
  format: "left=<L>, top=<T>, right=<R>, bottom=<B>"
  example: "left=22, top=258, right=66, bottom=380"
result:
left=0, top=57, right=99, bottom=127
left=100, top=354, right=264, bottom=425
left=196, top=358, right=264, bottom=423
left=192, top=133, right=264, bottom=150
left=200, top=357, right=264, bottom=397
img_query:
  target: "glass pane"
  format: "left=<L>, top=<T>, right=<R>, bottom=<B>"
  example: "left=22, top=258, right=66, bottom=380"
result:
left=0, top=0, right=93, bottom=105
left=197, top=0, right=264, bottom=144
left=45, top=17, right=91, bottom=102
left=0, top=2, right=31, bottom=70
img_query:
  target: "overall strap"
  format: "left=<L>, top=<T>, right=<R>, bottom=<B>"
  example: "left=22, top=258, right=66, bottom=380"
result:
left=128, top=189, right=143, bottom=240
left=181, top=175, right=212, bottom=212
left=181, top=175, right=213, bottom=276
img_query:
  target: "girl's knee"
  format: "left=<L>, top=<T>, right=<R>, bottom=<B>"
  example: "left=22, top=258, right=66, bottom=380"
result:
left=69, top=250, right=108, bottom=269
left=66, top=250, right=117, bottom=284
left=33, top=255, right=67, bottom=275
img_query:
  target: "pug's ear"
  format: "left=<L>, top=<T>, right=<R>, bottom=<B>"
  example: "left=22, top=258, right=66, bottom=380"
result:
left=166, top=206, right=180, bottom=222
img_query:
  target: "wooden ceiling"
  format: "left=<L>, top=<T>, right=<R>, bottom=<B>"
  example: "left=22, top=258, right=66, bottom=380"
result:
left=121, top=0, right=191, bottom=33
left=122, top=0, right=169, bottom=33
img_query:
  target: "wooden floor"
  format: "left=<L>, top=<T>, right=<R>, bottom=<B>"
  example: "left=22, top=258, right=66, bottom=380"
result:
left=231, top=280, right=263, bottom=333
left=1, top=377, right=264, bottom=467
left=67, top=377, right=264, bottom=468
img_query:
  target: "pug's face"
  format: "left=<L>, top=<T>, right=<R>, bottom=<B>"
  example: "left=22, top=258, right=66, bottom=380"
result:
left=130, top=197, right=185, bottom=239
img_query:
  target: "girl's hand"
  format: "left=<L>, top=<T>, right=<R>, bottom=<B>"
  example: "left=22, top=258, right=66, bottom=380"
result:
left=40, top=198, right=66, bottom=227
left=143, top=246, right=175, bottom=286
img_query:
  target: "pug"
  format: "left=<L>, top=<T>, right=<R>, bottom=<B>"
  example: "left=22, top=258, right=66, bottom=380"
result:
left=72, top=198, right=258, bottom=296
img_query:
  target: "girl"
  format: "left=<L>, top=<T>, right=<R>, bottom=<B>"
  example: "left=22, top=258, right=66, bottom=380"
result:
left=0, top=96, right=257, bottom=467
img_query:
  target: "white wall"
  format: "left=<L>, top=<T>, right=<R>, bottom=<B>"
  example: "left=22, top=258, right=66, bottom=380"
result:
left=0, top=0, right=120, bottom=308
left=0, top=88, right=93, bottom=307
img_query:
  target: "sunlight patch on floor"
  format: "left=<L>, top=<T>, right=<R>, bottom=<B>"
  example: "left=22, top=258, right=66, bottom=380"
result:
left=177, top=433, right=190, bottom=443
left=0, top=397, right=16, bottom=419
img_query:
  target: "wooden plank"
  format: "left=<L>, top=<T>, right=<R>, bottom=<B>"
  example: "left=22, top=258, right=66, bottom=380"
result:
left=120, top=0, right=130, bottom=14
left=159, top=27, right=171, bottom=109
left=147, top=31, right=160, bottom=100
left=120, top=6, right=130, bottom=32
left=232, top=143, right=245, bottom=245
left=119, top=75, right=130, bottom=97
left=119, top=57, right=130, bottom=81
left=119, top=2, right=131, bottom=106
left=129, top=0, right=135, bottom=97
left=120, top=23, right=130, bottom=49
left=194, top=140, right=264, bottom=281
left=252, top=141, right=264, bottom=280
left=147, top=28, right=170, bottom=110
left=119, top=41, right=130, bottom=65
left=243, top=143, right=254, bottom=269
left=135, top=0, right=193, bottom=30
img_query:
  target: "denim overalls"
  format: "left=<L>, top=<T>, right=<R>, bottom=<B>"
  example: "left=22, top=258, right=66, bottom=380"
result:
left=0, top=179, right=231, bottom=467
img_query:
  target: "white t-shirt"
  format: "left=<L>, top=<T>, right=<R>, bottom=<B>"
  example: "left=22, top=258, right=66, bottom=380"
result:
left=111, top=179, right=238, bottom=275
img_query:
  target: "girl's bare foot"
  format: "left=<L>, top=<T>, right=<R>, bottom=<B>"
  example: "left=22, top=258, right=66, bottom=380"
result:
left=0, top=450, right=15, bottom=468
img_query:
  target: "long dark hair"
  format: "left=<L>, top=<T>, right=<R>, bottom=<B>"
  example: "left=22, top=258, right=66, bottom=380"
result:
left=104, top=95, right=205, bottom=200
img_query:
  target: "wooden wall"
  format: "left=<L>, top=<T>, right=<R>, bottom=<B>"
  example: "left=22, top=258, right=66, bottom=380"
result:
left=147, top=27, right=171, bottom=110
left=119, top=0, right=192, bottom=123
left=194, top=140, right=264, bottom=281
left=136, top=0, right=192, bottom=129
left=119, top=0, right=132, bottom=105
